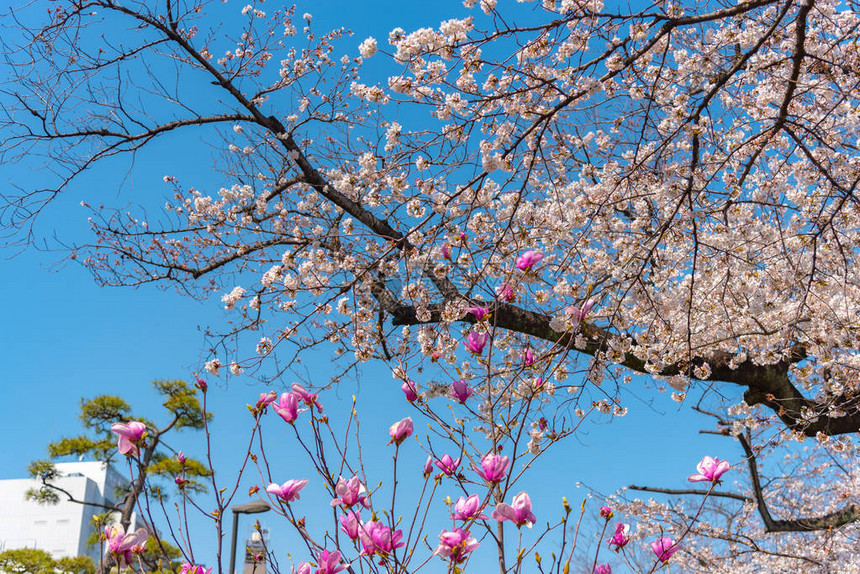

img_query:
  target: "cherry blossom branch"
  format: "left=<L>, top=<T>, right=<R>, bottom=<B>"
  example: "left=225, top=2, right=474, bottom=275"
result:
left=736, top=430, right=860, bottom=532
left=627, top=485, right=752, bottom=503
left=379, top=294, right=859, bottom=436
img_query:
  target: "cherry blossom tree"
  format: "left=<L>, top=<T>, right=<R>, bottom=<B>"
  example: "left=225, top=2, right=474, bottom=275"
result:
left=2, top=0, right=859, bottom=570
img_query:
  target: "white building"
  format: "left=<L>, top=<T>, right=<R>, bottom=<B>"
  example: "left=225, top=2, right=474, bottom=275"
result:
left=0, top=461, right=133, bottom=563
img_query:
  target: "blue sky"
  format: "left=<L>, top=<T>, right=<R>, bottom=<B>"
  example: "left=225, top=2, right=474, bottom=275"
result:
left=0, top=0, right=739, bottom=570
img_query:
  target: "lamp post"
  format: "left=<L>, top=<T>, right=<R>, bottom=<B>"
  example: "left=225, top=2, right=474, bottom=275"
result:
left=228, top=500, right=271, bottom=574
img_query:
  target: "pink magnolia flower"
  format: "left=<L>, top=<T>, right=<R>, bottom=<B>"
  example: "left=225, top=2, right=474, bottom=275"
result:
left=104, top=524, right=148, bottom=567
left=441, top=243, right=452, bottom=259
left=255, top=391, right=278, bottom=410
left=451, top=494, right=488, bottom=521
left=272, top=392, right=304, bottom=424
left=600, top=505, right=614, bottom=519
left=476, top=453, right=509, bottom=483
left=466, top=305, right=489, bottom=320
left=580, top=297, right=595, bottom=317
left=594, top=565, right=612, bottom=574
left=464, top=331, right=489, bottom=354
left=330, top=476, right=369, bottom=508
left=292, top=383, right=323, bottom=413
left=195, top=377, right=208, bottom=391
left=177, top=451, right=187, bottom=464
left=651, top=537, right=680, bottom=562
left=358, top=521, right=405, bottom=556
left=688, top=455, right=730, bottom=484
left=401, top=380, right=418, bottom=402
left=523, top=348, right=534, bottom=366
left=339, top=510, right=361, bottom=540
left=568, top=297, right=596, bottom=323
left=515, top=250, right=544, bottom=271
left=180, top=564, right=213, bottom=574
left=435, top=454, right=461, bottom=476
left=451, top=379, right=473, bottom=403
left=315, top=549, right=345, bottom=574
left=423, top=455, right=434, bottom=477
left=266, top=479, right=309, bottom=502
left=292, top=563, right=312, bottom=574
left=434, top=528, right=479, bottom=564
left=608, top=522, right=631, bottom=550
left=496, top=282, right=515, bottom=302
left=388, top=417, right=413, bottom=445
left=492, top=492, right=536, bottom=527
left=111, top=421, right=147, bottom=457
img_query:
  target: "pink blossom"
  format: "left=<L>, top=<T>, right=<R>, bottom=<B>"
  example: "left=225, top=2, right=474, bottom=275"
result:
left=608, top=522, right=631, bottom=550
left=401, top=380, right=418, bottom=402
left=434, top=528, right=479, bottom=563
left=111, top=421, right=147, bottom=457
left=496, top=282, right=515, bottom=302
left=180, top=564, right=212, bottom=574
left=104, top=524, right=148, bottom=567
left=651, top=537, right=680, bottom=562
left=272, top=392, right=304, bottom=424
left=314, top=549, right=345, bottom=574
left=292, top=563, right=312, bottom=574
left=451, top=494, right=488, bottom=521
left=580, top=297, right=595, bottom=317
left=195, top=377, right=208, bottom=391
left=451, top=379, right=473, bottom=403
left=466, top=305, right=489, bottom=320
left=688, top=455, right=730, bottom=484
left=358, top=521, right=405, bottom=556
left=339, top=510, right=361, bottom=540
left=177, top=451, right=187, bottom=464
left=523, top=348, right=534, bottom=366
left=423, top=455, right=434, bottom=477
left=441, top=243, right=452, bottom=259
left=388, top=417, right=413, bottom=445
left=255, top=391, right=278, bottom=410
left=292, top=383, right=323, bottom=413
left=476, top=453, right=509, bottom=483
left=174, top=476, right=188, bottom=487
left=266, top=478, right=309, bottom=502
left=464, top=331, right=489, bottom=354
left=568, top=297, right=596, bottom=323
left=330, top=476, right=369, bottom=508
left=600, top=505, right=613, bottom=519
left=594, top=565, right=612, bottom=574
left=434, top=454, right=461, bottom=476
left=491, top=491, right=536, bottom=527
left=515, top=250, right=544, bottom=271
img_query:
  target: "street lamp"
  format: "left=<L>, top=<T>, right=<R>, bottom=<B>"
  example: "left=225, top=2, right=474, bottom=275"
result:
left=228, top=500, right=271, bottom=574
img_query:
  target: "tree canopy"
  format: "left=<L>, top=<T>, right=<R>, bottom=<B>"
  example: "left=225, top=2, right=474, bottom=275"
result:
left=0, top=548, right=95, bottom=574
left=28, top=381, right=211, bottom=537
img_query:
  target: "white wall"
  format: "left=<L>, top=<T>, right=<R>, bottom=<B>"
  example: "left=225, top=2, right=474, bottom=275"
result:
left=0, top=462, right=133, bottom=563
